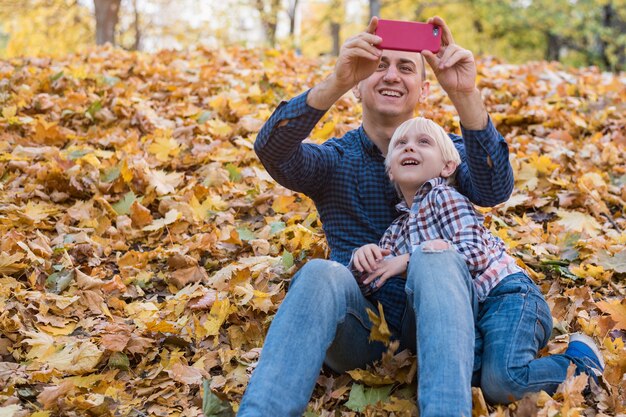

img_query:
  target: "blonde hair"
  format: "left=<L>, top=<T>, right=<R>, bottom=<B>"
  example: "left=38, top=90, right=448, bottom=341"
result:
left=385, top=117, right=461, bottom=182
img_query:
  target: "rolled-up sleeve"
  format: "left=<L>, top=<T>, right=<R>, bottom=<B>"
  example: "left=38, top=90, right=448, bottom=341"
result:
left=254, top=90, right=339, bottom=195
left=452, top=117, right=514, bottom=207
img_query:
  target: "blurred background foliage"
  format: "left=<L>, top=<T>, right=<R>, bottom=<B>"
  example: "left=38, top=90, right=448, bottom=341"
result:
left=0, top=0, right=624, bottom=71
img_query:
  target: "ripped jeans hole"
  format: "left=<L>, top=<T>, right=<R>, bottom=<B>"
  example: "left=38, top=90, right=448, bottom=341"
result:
left=421, top=240, right=452, bottom=253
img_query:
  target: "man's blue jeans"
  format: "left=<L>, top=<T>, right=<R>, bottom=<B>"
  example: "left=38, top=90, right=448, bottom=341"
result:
left=238, top=246, right=572, bottom=416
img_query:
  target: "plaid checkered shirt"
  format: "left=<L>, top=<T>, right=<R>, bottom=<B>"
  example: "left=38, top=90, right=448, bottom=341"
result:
left=254, top=90, right=514, bottom=330
left=379, top=177, right=524, bottom=302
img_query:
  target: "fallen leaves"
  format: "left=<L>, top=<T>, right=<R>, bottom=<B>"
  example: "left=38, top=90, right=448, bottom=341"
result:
left=0, top=46, right=623, bottom=416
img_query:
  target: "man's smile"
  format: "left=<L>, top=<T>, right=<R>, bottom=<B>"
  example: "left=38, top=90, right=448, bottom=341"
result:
left=379, top=88, right=404, bottom=98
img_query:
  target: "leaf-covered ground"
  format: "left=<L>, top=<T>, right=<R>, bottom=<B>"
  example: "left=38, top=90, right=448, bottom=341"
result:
left=0, top=46, right=624, bottom=416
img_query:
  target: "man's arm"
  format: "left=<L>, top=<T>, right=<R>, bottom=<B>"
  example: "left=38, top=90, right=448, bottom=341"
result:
left=422, top=17, right=514, bottom=206
left=450, top=119, right=514, bottom=207
left=255, top=18, right=383, bottom=195
left=254, top=91, right=336, bottom=195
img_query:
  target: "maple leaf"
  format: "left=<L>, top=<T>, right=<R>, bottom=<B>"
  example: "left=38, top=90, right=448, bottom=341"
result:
left=37, top=380, right=74, bottom=409
left=46, top=341, right=103, bottom=374
left=19, top=201, right=59, bottom=223
left=366, top=303, right=391, bottom=345
left=596, top=300, right=626, bottom=330
left=0, top=251, right=27, bottom=274
left=142, top=209, right=182, bottom=231
left=147, top=131, right=180, bottom=162
left=147, top=169, right=184, bottom=195
left=556, top=209, right=602, bottom=237
left=344, top=384, right=392, bottom=412
left=595, top=249, right=626, bottom=273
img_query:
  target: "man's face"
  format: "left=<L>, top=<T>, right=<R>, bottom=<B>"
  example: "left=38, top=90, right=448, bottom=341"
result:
left=388, top=132, right=451, bottom=191
left=355, top=50, right=426, bottom=120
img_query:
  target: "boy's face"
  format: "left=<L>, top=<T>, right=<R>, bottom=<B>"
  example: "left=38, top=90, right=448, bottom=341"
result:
left=388, top=132, right=456, bottom=193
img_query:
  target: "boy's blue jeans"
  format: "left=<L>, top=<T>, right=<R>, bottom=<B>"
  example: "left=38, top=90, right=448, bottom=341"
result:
left=238, top=246, right=572, bottom=417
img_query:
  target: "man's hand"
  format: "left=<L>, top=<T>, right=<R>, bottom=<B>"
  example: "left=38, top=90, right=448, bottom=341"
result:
left=307, top=17, right=382, bottom=110
left=421, top=16, right=476, bottom=95
left=421, top=16, right=488, bottom=129
left=353, top=244, right=391, bottom=273
left=361, top=253, right=410, bottom=289
left=333, top=17, right=383, bottom=90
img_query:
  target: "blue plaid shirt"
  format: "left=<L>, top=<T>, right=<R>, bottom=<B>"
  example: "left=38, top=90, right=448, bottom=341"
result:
left=254, top=90, right=514, bottom=330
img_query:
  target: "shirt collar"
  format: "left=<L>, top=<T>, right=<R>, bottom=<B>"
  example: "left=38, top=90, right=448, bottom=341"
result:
left=395, top=177, right=448, bottom=213
left=358, top=125, right=384, bottom=158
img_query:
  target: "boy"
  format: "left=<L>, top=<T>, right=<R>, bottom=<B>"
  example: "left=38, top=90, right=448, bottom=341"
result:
left=351, top=116, right=605, bottom=410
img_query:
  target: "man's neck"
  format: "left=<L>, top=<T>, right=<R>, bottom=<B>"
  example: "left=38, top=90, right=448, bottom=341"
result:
left=361, top=113, right=410, bottom=155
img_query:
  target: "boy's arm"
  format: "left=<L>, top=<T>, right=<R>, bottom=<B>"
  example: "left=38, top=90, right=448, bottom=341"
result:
left=254, top=90, right=339, bottom=195
left=431, top=188, right=493, bottom=274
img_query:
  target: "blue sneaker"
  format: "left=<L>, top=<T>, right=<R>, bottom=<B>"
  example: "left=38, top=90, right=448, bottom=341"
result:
left=564, top=333, right=605, bottom=382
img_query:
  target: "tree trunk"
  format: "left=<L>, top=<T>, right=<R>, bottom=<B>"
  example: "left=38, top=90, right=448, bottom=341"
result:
left=132, top=0, right=141, bottom=50
left=545, top=32, right=561, bottom=62
left=369, top=0, right=380, bottom=19
left=288, top=0, right=299, bottom=36
left=601, top=2, right=625, bottom=72
left=94, top=0, right=121, bottom=45
left=331, top=21, right=340, bottom=56
left=254, top=0, right=281, bottom=47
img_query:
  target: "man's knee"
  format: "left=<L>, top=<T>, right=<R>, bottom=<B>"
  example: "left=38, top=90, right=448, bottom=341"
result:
left=290, top=259, right=356, bottom=294
left=407, top=244, right=468, bottom=287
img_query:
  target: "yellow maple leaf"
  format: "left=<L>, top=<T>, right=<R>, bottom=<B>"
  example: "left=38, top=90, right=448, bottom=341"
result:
left=2, top=105, right=17, bottom=118
left=120, top=159, right=134, bottom=183
left=147, top=132, right=180, bottom=162
left=312, top=119, right=336, bottom=142
left=515, top=162, right=538, bottom=191
left=556, top=209, right=602, bottom=237
left=142, top=209, right=182, bottom=232
left=596, top=299, right=626, bottom=330
left=528, top=154, right=559, bottom=176
left=207, top=119, right=234, bottom=140
left=20, top=201, right=59, bottom=223
left=78, top=152, right=101, bottom=168
left=189, top=194, right=226, bottom=222
left=271, top=195, right=296, bottom=214
left=0, top=252, right=27, bottom=275
left=46, top=341, right=103, bottom=374
left=203, top=298, right=233, bottom=337
left=569, top=263, right=611, bottom=282
left=22, top=330, right=57, bottom=361
left=366, top=303, right=391, bottom=345
left=148, top=169, right=184, bottom=195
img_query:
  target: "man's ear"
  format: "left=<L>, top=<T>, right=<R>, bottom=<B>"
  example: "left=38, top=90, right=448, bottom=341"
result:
left=418, top=80, right=430, bottom=103
left=440, top=160, right=458, bottom=178
left=352, top=83, right=361, bottom=101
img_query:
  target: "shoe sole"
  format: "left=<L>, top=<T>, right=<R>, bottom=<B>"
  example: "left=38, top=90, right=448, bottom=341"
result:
left=570, top=333, right=605, bottom=370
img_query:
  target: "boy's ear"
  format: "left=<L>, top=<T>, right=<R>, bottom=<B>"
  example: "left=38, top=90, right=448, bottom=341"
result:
left=440, top=160, right=458, bottom=178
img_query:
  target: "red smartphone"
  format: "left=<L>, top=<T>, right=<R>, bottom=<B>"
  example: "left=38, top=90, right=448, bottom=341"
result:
left=375, top=19, right=442, bottom=53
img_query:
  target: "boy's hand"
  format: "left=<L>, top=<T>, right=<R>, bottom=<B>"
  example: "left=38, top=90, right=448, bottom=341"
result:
left=362, top=253, right=410, bottom=289
left=353, top=244, right=391, bottom=273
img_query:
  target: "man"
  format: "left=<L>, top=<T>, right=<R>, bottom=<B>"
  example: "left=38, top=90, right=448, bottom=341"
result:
left=237, top=16, right=603, bottom=417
